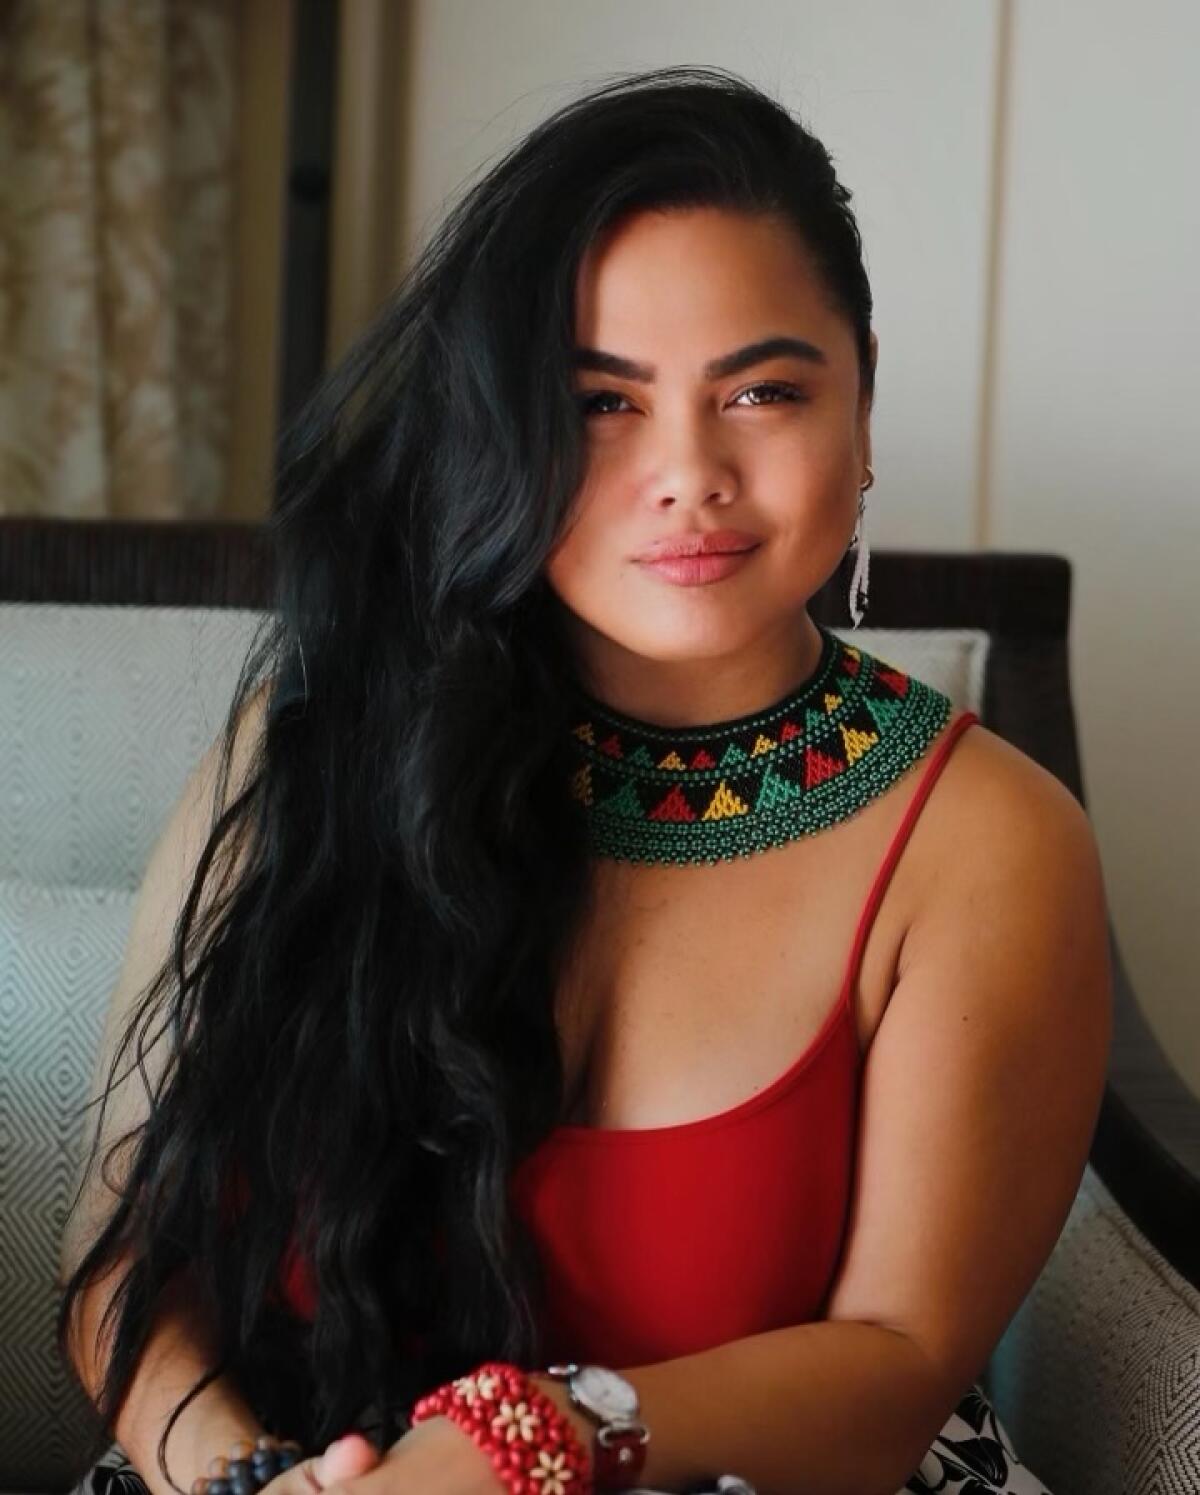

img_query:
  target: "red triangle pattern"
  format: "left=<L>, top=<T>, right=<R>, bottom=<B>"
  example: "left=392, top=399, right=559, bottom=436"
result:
left=779, top=720, right=802, bottom=742
left=805, top=746, right=846, bottom=788
left=876, top=668, right=908, bottom=697
left=648, top=785, right=697, bottom=822
left=598, top=733, right=623, bottom=758
left=689, top=748, right=717, bottom=768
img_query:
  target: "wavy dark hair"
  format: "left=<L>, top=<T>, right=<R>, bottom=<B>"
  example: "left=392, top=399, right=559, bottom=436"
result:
left=57, top=63, right=875, bottom=1490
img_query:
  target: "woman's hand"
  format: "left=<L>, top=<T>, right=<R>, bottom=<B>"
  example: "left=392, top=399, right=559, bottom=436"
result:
left=268, top=1431, right=384, bottom=1493
left=267, top=1417, right=508, bottom=1495
left=267, top=1374, right=594, bottom=1495
left=361, top=1377, right=594, bottom=1495
left=340, top=1415, right=512, bottom=1495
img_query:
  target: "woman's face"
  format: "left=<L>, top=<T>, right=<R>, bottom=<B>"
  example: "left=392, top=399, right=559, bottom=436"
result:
left=544, top=204, right=876, bottom=719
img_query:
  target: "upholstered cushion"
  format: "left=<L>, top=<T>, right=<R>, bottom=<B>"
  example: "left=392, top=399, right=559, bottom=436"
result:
left=0, top=879, right=137, bottom=1490
left=987, top=1162, right=1200, bottom=1494
left=0, top=603, right=268, bottom=892
left=0, top=603, right=266, bottom=1490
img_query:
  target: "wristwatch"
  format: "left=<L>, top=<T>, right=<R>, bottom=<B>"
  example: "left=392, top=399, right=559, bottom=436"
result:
left=543, top=1362, right=651, bottom=1490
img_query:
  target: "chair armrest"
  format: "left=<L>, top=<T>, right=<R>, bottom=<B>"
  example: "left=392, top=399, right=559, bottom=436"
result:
left=1091, top=919, right=1200, bottom=1286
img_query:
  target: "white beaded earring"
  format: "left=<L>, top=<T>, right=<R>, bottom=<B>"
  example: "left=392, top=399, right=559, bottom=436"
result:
left=848, top=465, right=874, bottom=629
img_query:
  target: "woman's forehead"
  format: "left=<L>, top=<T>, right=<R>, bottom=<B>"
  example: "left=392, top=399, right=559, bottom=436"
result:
left=573, top=210, right=846, bottom=374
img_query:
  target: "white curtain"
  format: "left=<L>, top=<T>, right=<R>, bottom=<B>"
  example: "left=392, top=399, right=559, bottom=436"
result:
left=0, top=0, right=237, bottom=517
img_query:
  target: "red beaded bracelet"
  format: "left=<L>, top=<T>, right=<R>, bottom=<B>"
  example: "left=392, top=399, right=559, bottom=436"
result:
left=411, top=1360, right=594, bottom=1495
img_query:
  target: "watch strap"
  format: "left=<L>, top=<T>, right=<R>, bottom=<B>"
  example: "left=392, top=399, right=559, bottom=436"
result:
left=593, top=1419, right=650, bottom=1489
left=543, top=1363, right=651, bottom=1490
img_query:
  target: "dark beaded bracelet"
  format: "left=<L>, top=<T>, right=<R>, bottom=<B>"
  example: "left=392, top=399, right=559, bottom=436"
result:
left=190, top=1434, right=307, bottom=1495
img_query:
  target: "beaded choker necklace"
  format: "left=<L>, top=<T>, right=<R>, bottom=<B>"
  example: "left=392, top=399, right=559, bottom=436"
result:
left=565, top=623, right=955, bottom=866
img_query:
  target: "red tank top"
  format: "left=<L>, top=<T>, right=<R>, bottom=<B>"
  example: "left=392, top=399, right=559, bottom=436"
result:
left=276, top=710, right=979, bottom=1361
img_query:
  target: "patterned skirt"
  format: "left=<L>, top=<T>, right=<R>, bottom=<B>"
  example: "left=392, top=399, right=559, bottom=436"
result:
left=66, top=1379, right=1053, bottom=1495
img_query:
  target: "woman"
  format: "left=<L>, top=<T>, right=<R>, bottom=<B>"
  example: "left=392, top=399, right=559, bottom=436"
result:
left=60, top=64, right=1111, bottom=1495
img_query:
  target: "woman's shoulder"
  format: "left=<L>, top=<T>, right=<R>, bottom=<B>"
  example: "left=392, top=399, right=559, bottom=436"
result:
left=845, top=640, right=1087, bottom=851
left=904, top=710, right=1108, bottom=951
left=876, top=702, right=1104, bottom=943
left=930, top=713, right=1094, bottom=843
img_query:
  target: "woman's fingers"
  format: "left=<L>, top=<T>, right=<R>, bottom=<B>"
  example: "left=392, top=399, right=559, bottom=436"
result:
left=286, top=1433, right=382, bottom=1492
left=318, top=1433, right=382, bottom=1483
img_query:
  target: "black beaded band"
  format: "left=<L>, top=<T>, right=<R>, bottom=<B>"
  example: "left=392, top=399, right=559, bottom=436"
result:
left=190, top=1434, right=308, bottom=1495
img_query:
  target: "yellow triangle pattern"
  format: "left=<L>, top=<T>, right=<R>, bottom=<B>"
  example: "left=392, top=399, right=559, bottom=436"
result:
left=573, top=722, right=595, bottom=745
left=823, top=691, right=842, bottom=714
left=701, top=779, right=750, bottom=820
left=658, top=750, right=688, bottom=770
left=840, top=723, right=879, bottom=764
left=749, top=734, right=776, bottom=757
left=569, top=764, right=594, bottom=805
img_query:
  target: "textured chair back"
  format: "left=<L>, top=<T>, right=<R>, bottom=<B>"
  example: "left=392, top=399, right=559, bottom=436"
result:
left=0, top=603, right=268, bottom=1488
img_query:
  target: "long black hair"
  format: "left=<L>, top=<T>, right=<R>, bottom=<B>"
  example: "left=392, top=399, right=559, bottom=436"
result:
left=57, top=63, right=875, bottom=1489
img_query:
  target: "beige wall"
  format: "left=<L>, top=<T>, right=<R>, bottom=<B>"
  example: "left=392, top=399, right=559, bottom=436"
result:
left=990, top=0, right=1200, bottom=1092
left=376, top=0, right=1198, bottom=1091
left=400, top=0, right=999, bottom=550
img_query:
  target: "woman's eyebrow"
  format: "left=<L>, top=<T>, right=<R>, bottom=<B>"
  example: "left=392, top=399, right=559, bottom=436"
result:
left=570, top=335, right=828, bottom=382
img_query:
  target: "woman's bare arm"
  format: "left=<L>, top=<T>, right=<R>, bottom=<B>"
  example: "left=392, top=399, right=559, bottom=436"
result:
left=63, top=1249, right=267, bottom=1495
left=60, top=684, right=274, bottom=1493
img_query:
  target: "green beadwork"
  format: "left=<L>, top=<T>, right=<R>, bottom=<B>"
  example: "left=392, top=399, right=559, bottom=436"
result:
left=564, top=623, right=954, bottom=867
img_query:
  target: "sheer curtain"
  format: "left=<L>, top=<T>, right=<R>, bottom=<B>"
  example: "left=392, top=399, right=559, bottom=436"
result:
left=0, top=0, right=237, bottom=517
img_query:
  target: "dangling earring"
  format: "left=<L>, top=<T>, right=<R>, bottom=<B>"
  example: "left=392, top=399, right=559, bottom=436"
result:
left=848, top=465, right=874, bottom=629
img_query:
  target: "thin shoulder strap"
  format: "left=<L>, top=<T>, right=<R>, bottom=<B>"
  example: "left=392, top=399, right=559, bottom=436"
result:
left=839, top=709, right=980, bottom=1001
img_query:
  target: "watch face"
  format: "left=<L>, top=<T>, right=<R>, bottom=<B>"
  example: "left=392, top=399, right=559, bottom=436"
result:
left=573, top=1364, right=640, bottom=1421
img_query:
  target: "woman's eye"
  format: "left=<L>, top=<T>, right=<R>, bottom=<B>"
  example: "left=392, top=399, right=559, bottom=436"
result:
left=732, top=381, right=807, bottom=407
left=578, top=390, right=630, bottom=417
left=577, top=382, right=807, bottom=417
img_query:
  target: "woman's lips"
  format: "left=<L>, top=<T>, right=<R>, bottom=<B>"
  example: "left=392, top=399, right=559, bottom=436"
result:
left=638, top=547, right=759, bottom=585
